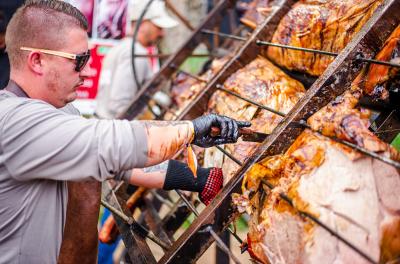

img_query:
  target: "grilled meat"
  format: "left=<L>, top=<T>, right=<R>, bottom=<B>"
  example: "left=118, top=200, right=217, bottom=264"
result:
left=204, top=56, right=305, bottom=182
left=352, top=25, right=400, bottom=100
left=169, top=58, right=227, bottom=118
left=237, top=26, right=400, bottom=263
left=266, top=0, right=382, bottom=76
left=240, top=0, right=274, bottom=29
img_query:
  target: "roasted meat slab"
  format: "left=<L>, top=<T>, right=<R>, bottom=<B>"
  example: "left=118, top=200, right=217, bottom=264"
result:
left=204, top=56, right=305, bottom=182
left=168, top=58, right=227, bottom=119
left=266, top=0, right=382, bottom=76
left=236, top=26, right=400, bottom=264
left=240, top=0, right=274, bottom=29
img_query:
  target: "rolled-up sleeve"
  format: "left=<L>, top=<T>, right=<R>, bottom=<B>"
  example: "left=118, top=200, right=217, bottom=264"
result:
left=1, top=100, right=148, bottom=182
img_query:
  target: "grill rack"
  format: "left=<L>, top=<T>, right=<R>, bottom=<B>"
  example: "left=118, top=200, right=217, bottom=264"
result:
left=102, top=0, right=400, bottom=263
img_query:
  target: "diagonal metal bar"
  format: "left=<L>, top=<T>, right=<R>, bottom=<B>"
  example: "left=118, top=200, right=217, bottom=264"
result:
left=119, top=0, right=237, bottom=120
left=165, top=0, right=195, bottom=31
left=297, top=120, right=400, bottom=169
left=202, top=29, right=400, bottom=68
left=215, top=145, right=244, bottom=166
left=169, top=64, right=208, bottom=83
left=100, top=199, right=171, bottom=251
left=260, top=179, right=377, bottom=264
left=216, top=84, right=286, bottom=117
left=133, top=53, right=211, bottom=58
left=175, top=190, right=245, bottom=257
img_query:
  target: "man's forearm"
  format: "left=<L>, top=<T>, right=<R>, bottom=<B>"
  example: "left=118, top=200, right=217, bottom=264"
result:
left=128, top=161, right=169, bottom=188
left=141, top=120, right=193, bottom=167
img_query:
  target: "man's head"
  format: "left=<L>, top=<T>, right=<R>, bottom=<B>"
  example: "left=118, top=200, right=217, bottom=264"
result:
left=6, top=0, right=90, bottom=108
left=129, top=0, right=178, bottom=47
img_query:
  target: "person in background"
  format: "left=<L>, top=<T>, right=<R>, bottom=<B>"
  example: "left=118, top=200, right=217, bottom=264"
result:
left=95, top=0, right=177, bottom=119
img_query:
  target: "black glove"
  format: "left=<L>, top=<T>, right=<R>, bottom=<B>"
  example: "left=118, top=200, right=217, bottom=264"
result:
left=163, top=160, right=223, bottom=205
left=191, top=114, right=251, bottom=148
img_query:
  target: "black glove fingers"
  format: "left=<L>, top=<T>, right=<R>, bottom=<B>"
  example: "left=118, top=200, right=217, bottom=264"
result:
left=237, top=121, right=252, bottom=128
left=220, top=118, right=229, bottom=139
left=227, top=119, right=234, bottom=140
left=232, top=121, right=239, bottom=141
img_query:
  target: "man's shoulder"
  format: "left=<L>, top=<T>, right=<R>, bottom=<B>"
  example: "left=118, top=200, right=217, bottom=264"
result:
left=0, top=93, right=59, bottom=120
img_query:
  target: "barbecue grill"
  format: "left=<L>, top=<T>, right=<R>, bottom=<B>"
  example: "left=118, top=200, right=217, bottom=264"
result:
left=101, top=0, right=400, bottom=263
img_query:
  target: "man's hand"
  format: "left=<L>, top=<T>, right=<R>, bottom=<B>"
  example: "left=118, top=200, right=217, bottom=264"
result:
left=192, top=114, right=251, bottom=148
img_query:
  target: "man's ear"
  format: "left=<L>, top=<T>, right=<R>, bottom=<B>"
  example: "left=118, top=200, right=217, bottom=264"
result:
left=27, top=51, right=44, bottom=75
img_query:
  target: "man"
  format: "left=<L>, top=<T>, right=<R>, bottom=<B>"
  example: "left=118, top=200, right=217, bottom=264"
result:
left=0, top=1, right=250, bottom=263
left=95, top=0, right=177, bottom=119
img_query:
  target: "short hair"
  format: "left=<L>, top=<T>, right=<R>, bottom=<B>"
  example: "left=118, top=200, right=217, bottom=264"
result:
left=5, top=0, right=88, bottom=69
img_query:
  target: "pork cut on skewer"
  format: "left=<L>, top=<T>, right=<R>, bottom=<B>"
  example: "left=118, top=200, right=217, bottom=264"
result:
left=266, top=0, right=383, bottom=76
left=235, top=26, right=400, bottom=264
left=204, top=56, right=305, bottom=182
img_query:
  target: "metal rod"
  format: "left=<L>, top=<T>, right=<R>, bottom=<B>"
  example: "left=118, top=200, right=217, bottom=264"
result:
left=174, top=68, right=208, bottom=83
left=216, top=84, right=286, bottom=117
left=100, top=199, right=170, bottom=250
left=175, top=190, right=199, bottom=217
left=216, top=145, right=243, bottom=166
left=133, top=53, right=211, bottom=58
left=255, top=39, right=339, bottom=56
left=205, top=226, right=243, bottom=264
left=217, top=85, right=400, bottom=168
left=260, top=179, right=377, bottom=264
left=373, top=128, right=400, bottom=134
left=165, top=0, right=195, bottom=31
left=298, top=120, right=400, bottom=169
left=175, top=190, right=245, bottom=247
left=202, top=30, right=400, bottom=68
left=202, top=29, right=247, bottom=41
left=150, top=189, right=174, bottom=209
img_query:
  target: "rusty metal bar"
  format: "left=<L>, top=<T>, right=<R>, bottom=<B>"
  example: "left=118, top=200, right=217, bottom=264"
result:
left=118, top=0, right=237, bottom=120
left=102, top=183, right=157, bottom=263
left=175, top=189, right=245, bottom=246
left=142, top=198, right=175, bottom=250
left=165, top=0, right=195, bottom=31
left=175, top=191, right=243, bottom=264
left=260, top=179, right=377, bottom=264
left=202, top=29, right=400, bottom=68
left=215, top=145, right=243, bottom=166
left=133, top=53, right=211, bottom=58
left=216, top=84, right=286, bottom=117
left=297, top=120, right=400, bottom=169
left=100, top=199, right=171, bottom=251
left=169, top=65, right=208, bottom=83
left=202, top=226, right=242, bottom=264
left=158, top=1, right=400, bottom=262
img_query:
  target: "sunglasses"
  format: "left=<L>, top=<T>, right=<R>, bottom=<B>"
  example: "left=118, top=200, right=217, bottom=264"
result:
left=20, top=47, right=91, bottom=72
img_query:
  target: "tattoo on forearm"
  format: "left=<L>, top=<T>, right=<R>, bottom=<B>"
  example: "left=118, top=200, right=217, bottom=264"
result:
left=143, top=161, right=169, bottom=173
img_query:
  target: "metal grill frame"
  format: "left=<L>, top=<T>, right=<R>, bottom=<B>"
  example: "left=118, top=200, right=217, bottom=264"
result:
left=104, top=0, right=400, bottom=263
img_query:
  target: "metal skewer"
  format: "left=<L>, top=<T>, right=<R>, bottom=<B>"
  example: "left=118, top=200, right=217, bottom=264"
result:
left=259, top=179, right=377, bottom=264
left=201, top=30, right=400, bottom=68
left=171, top=69, right=400, bottom=169
left=175, top=190, right=244, bottom=263
left=100, top=199, right=171, bottom=250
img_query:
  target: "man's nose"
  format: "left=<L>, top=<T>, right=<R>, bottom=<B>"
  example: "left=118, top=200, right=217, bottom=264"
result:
left=79, top=63, right=91, bottom=78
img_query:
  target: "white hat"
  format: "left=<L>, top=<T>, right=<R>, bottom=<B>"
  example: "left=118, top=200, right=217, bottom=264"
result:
left=129, top=0, right=179, bottom=29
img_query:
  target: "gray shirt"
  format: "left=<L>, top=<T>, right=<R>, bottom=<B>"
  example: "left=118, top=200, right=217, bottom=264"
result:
left=95, top=39, right=154, bottom=119
left=0, top=90, right=148, bottom=263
